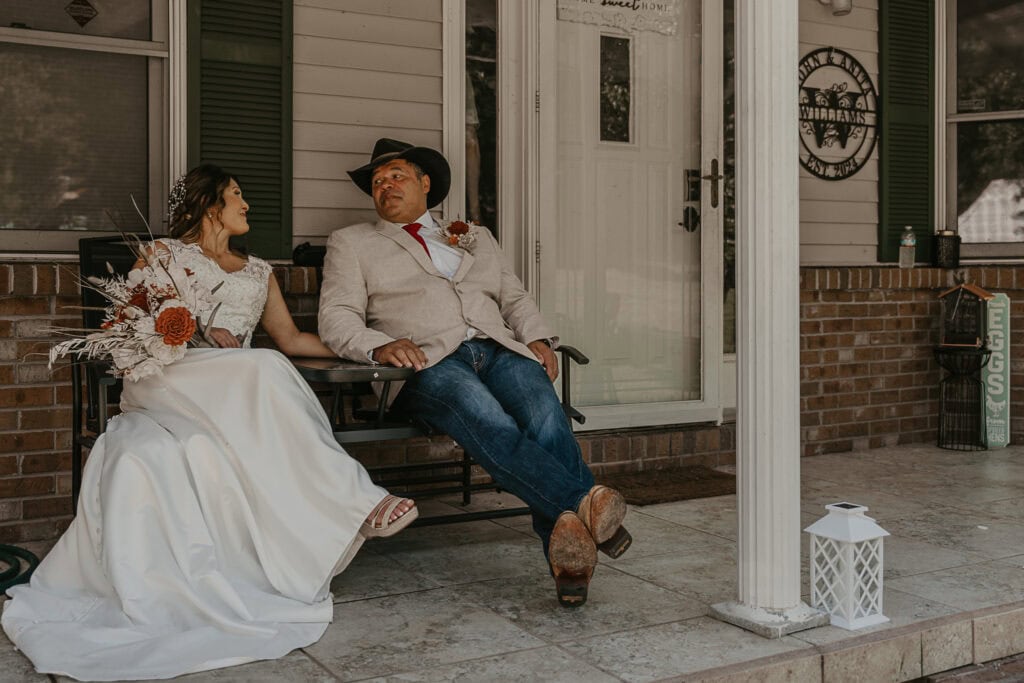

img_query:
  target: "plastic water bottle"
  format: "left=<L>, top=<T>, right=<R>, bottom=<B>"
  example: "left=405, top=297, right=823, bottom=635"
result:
left=899, top=226, right=916, bottom=269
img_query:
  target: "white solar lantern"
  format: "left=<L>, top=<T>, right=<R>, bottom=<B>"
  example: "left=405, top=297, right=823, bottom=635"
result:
left=804, top=502, right=890, bottom=630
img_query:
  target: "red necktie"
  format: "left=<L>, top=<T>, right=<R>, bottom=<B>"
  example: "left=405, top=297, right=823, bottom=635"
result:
left=402, top=223, right=429, bottom=255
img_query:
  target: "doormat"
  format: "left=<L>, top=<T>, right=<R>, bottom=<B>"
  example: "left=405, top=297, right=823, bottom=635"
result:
left=597, top=465, right=736, bottom=506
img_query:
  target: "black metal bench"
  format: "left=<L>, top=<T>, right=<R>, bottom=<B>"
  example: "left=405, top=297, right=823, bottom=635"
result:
left=291, top=347, right=589, bottom=526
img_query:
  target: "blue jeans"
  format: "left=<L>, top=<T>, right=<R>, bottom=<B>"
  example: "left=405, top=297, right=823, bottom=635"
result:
left=394, top=339, right=594, bottom=553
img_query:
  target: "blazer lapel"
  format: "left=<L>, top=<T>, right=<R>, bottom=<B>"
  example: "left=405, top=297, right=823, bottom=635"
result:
left=377, top=220, right=442, bottom=276
left=451, top=251, right=475, bottom=283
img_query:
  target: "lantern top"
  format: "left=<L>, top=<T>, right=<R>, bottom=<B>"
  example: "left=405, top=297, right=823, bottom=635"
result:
left=803, top=502, right=890, bottom=542
left=938, top=282, right=994, bottom=301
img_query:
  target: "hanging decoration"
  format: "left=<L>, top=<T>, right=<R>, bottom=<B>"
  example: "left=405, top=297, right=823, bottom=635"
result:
left=798, top=47, right=878, bottom=180
left=556, top=0, right=679, bottom=36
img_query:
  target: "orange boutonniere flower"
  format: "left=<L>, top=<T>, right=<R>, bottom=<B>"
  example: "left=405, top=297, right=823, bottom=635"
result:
left=436, top=219, right=479, bottom=251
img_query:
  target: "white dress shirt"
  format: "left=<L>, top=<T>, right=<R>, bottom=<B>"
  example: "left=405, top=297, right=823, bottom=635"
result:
left=408, top=212, right=463, bottom=280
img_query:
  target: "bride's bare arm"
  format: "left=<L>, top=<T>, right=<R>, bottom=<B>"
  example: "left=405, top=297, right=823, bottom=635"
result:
left=260, top=275, right=337, bottom=358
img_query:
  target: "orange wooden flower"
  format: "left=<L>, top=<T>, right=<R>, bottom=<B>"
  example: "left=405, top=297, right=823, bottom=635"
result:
left=154, top=307, right=196, bottom=346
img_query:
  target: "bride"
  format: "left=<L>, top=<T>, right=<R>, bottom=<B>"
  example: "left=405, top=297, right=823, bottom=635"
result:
left=2, top=164, right=418, bottom=681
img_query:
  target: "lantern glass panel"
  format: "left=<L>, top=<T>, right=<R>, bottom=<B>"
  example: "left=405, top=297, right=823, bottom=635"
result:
left=940, top=288, right=988, bottom=347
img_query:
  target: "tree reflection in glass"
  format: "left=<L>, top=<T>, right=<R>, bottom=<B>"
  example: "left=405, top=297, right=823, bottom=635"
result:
left=956, top=121, right=1024, bottom=243
left=600, top=36, right=631, bottom=143
left=954, top=2, right=1024, bottom=243
left=0, top=43, right=147, bottom=232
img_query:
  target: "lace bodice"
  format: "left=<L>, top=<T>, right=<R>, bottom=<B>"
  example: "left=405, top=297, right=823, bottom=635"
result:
left=157, top=239, right=272, bottom=346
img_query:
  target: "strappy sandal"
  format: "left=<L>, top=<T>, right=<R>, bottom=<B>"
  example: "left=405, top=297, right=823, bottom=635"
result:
left=549, top=511, right=597, bottom=608
left=361, top=495, right=419, bottom=539
left=577, top=485, right=632, bottom=559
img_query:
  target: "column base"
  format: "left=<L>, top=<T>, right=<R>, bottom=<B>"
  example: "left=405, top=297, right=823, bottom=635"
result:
left=709, top=600, right=829, bottom=639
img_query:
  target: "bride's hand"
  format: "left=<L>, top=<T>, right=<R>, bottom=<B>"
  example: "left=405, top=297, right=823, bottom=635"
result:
left=207, top=327, right=242, bottom=348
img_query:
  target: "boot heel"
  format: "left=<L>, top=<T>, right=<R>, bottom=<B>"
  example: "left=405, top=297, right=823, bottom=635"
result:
left=549, top=511, right=597, bottom=608
left=553, top=566, right=593, bottom=607
left=597, top=526, right=632, bottom=559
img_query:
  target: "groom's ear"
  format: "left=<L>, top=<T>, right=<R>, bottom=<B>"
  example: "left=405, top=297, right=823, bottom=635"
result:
left=421, top=173, right=431, bottom=195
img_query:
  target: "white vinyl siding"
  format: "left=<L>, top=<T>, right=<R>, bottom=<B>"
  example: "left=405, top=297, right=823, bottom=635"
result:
left=292, top=0, right=444, bottom=245
left=291, top=0, right=882, bottom=262
left=798, top=0, right=880, bottom=265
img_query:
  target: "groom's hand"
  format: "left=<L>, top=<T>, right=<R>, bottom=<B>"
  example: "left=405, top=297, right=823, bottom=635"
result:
left=528, top=340, right=559, bottom=382
left=373, top=338, right=427, bottom=371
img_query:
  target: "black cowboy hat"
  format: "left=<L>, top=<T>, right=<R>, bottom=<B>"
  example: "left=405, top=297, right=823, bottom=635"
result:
left=348, top=138, right=451, bottom=208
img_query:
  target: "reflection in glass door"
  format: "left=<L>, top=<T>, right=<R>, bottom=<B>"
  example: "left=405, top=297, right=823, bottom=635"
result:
left=465, top=0, right=498, bottom=235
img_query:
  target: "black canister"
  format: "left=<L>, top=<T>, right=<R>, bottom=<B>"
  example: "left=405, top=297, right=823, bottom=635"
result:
left=935, top=231, right=961, bottom=268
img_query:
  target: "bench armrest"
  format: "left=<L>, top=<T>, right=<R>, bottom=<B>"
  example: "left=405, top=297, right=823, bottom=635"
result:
left=557, top=344, right=589, bottom=425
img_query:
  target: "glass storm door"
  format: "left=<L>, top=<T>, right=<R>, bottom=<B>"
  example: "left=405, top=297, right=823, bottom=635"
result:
left=539, top=0, right=723, bottom=429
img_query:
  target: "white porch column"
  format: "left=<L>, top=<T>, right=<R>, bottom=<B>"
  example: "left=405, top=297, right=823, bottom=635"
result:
left=709, top=0, right=827, bottom=639
left=168, top=0, right=188, bottom=182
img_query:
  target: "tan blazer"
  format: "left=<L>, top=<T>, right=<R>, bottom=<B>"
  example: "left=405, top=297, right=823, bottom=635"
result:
left=318, top=219, right=555, bottom=370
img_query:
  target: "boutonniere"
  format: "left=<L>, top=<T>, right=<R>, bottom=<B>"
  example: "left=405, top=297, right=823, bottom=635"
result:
left=436, top=218, right=480, bottom=252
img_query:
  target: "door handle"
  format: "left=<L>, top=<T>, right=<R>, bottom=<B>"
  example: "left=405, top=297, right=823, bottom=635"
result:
left=702, top=158, right=724, bottom=208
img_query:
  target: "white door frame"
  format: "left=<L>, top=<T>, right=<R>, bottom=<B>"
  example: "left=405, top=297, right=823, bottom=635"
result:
left=535, top=0, right=725, bottom=431
left=444, top=0, right=726, bottom=431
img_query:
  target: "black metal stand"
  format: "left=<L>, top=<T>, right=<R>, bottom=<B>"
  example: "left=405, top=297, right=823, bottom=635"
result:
left=934, top=347, right=991, bottom=451
left=0, top=544, right=39, bottom=591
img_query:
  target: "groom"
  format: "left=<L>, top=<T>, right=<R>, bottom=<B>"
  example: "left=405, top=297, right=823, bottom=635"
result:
left=318, top=138, right=631, bottom=606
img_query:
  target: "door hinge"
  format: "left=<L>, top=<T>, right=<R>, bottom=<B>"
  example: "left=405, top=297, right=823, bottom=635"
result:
left=535, top=240, right=542, bottom=263
left=535, top=90, right=541, bottom=113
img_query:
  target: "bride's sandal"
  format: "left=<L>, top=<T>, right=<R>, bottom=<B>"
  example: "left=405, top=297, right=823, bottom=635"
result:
left=548, top=511, right=597, bottom=608
left=361, top=495, right=418, bottom=539
left=577, top=485, right=631, bottom=558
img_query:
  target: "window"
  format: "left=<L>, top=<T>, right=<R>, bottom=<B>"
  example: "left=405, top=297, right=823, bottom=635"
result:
left=465, top=0, right=498, bottom=234
left=945, top=0, right=1024, bottom=256
left=723, top=0, right=735, bottom=354
left=599, top=35, right=631, bottom=143
left=0, top=0, right=168, bottom=253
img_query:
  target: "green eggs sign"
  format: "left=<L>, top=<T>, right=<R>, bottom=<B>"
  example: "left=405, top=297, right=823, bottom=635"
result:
left=983, top=293, right=1010, bottom=448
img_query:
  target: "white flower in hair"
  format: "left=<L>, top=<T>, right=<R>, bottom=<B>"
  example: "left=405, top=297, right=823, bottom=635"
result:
left=167, top=174, right=188, bottom=217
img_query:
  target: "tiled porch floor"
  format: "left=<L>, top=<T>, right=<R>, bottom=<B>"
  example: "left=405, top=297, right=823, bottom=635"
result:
left=2, top=443, right=1023, bottom=682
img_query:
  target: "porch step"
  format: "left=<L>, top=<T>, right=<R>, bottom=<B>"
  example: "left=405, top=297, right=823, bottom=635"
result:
left=922, top=652, right=1024, bottom=681
left=683, top=600, right=1024, bottom=683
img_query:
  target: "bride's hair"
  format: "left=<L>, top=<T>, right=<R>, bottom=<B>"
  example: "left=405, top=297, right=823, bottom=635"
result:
left=168, top=164, right=240, bottom=243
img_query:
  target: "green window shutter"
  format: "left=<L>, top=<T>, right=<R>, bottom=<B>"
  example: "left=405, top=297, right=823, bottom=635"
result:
left=187, top=0, right=292, bottom=259
left=878, top=0, right=934, bottom=263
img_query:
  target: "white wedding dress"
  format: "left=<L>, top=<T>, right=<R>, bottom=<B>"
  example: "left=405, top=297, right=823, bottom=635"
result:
left=2, top=239, right=389, bottom=681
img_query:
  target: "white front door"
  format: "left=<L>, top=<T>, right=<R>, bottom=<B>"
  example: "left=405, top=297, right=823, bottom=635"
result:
left=538, top=1, right=723, bottom=430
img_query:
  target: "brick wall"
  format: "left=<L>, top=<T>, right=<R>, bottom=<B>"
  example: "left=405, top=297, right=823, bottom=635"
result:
left=800, top=267, right=1024, bottom=456
left=1, top=260, right=1021, bottom=543
left=0, top=263, right=80, bottom=543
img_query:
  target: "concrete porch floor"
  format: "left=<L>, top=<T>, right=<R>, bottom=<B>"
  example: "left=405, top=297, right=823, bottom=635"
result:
left=2, top=443, right=1023, bottom=682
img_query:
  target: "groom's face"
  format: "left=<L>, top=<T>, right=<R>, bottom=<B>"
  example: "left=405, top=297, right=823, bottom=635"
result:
left=371, top=160, right=430, bottom=224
